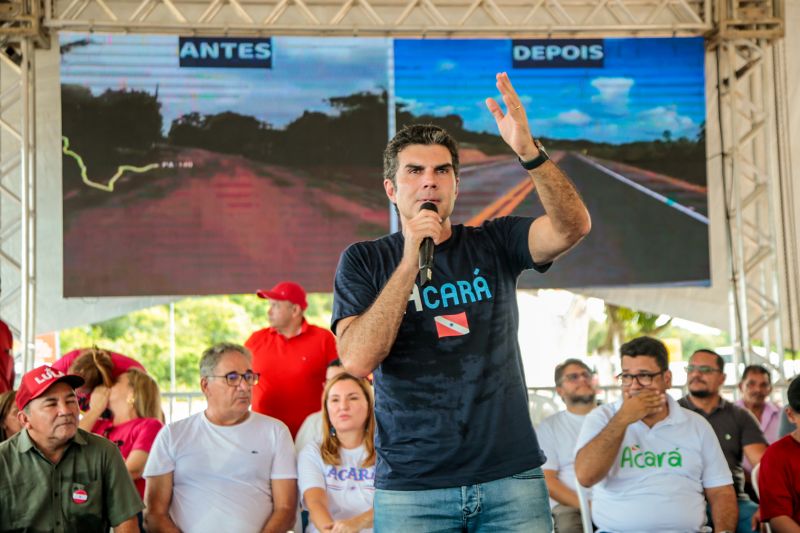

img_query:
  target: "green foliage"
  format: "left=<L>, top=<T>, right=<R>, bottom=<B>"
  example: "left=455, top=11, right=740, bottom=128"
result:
left=587, top=303, right=729, bottom=359
left=658, top=325, right=730, bottom=358
left=547, top=136, right=706, bottom=187
left=59, top=294, right=335, bottom=391
left=167, top=90, right=387, bottom=169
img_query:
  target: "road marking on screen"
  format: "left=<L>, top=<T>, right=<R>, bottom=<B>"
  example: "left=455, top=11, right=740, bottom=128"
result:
left=62, top=136, right=160, bottom=193
left=574, top=153, right=709, bottom=225
left=464, top=152, right=565, bottom=226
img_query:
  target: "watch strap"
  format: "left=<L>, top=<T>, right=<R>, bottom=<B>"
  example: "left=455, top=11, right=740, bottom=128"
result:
left=518, top=139, right=550, bottom=170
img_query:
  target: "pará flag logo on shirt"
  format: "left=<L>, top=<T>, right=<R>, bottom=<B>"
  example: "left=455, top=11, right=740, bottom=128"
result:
left=434, top=312, right=470, bottom=338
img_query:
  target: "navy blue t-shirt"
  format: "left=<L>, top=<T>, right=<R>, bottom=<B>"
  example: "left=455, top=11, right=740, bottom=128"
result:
left=332, top=216, right=549, bottom=490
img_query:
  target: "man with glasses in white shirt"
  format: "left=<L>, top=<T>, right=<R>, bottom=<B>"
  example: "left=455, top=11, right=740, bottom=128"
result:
left=144, top=343, right=298, bottom=533
left=536, top=359, right=597, bottom=533
left=574, top=336, right=736, bottom=533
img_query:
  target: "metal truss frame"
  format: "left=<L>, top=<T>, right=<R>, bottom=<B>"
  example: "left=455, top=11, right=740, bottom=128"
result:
left=44, top=0, right=713, bottom=36
left=714, top=33, right=792, bottom=382
left=0, top=41, right=37, bottom=371
left=0, top=0, right=791, bottom=376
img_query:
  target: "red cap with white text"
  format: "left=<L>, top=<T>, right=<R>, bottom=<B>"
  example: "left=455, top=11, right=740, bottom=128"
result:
left=16, top=365, right=84, bottom=410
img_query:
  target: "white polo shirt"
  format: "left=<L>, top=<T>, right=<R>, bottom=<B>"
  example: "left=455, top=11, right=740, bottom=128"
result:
left=575, top=395, right=732, bottom=533
left=537, top=409, right=588, bottom=508
left=144, top=411, right=297, bottom=533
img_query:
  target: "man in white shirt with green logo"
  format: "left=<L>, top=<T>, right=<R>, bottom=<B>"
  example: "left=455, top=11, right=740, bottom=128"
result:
left=574, top=336, right=737, bottom=533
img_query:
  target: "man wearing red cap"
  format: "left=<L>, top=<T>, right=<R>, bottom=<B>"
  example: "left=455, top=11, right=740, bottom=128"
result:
left=246, top=281, right=338, bottom=438
left=0, top=365, right=143, bottom=532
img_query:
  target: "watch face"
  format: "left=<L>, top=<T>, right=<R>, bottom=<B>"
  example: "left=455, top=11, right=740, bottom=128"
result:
left=534, top=138, right=548, bottom=157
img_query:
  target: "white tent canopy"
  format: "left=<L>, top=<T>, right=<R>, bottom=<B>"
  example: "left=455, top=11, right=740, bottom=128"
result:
left=2, top=0, right=798, bottom=356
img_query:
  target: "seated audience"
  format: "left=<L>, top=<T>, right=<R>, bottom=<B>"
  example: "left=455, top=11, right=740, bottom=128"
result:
left=53, top=347, right=144, bottom=414
left=758, top=376, right=800, bottom=532
left=295, top=358, right=346, bottom=453
left=92, top=368, right=163, bottom=500
left=0, top=365, right=142, bottom=532
left=575, top=336, right=736, bottom=533
left=144, top=342, right=297, bottom=533
left=0, top=390, right=22, bottom=441
left=537, top=358, right=597, bottom=533
left=299, top=373, right=375, bottom=533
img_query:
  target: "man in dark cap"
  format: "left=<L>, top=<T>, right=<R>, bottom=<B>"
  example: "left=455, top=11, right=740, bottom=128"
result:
left=0, top=365, right=142, bottom=532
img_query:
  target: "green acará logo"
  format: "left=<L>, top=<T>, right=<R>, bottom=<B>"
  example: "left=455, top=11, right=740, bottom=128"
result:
left=620, top=445, right=682, bottom=468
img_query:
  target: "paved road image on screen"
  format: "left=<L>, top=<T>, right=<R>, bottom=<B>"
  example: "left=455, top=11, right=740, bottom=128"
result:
left=451, top=150, right=708, bottom=288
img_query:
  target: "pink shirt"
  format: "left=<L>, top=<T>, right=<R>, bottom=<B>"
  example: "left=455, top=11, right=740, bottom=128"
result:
left=734, top=399, right=781, bottom=444
left=93, top=417, right=164, bottom=499
left=735, top=399, right=781, bottom=474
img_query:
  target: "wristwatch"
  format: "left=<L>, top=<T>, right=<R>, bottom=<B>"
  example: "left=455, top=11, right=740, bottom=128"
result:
left=518, top=139, right=549, bottom=170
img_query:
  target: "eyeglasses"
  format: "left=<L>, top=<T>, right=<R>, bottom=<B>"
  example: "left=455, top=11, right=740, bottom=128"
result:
left=561, top=371, right=593, bottom=384
left=207, top=371, right=260, bottom=387
left=617, top=371, right=664, bottom=386
left=686, top=365, right=721, bottom=375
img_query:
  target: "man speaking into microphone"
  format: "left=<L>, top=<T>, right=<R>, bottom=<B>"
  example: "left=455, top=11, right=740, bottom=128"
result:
left=332, top=73, right=591, bottom=532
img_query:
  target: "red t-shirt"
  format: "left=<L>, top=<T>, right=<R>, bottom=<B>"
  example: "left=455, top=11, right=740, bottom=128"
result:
left=758, top=434, right=800, bottom=524
left=0, top=320, right=13, bottom=393
left=93, top=417, right=164, bottom=499
left=53, top=349, right=144, bottom=379
left=52, top=350, right=145, bottom=409
left=245, top=320, right=337, bottom=438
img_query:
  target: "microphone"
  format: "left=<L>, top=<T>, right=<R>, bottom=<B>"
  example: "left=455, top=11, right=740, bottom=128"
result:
left=418, top=202, right=437, bottom=285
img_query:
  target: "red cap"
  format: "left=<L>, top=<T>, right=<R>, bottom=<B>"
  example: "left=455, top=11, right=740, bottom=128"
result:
left=16, top=365, right=84, bottom=411
left=256, top=281, right=308, bottom=310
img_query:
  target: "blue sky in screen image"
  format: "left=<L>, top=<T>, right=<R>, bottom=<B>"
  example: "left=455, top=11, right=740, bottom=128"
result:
left=394, top=38, right=706, bottom=144
left=60, top=33, right=390, bottom=134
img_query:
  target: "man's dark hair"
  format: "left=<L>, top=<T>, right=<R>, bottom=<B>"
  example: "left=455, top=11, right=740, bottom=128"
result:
left=383, top=124, right=460, bottom=185
left=328, top=358, right=342, bottom=369
left=740, top=364, right=771, bottom=384
left=788, top=377, right=800, bottom=412
left=619, top=336, right=669, bottom=371
left=554, top=358, right=592, bottom=386
left=692, top=348, right=725, bottom=372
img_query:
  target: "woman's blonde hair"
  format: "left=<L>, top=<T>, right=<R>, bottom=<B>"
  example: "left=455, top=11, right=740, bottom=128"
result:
left=68, top=347, right=114, bottom=390
left=320, top=373, right=375, bottom=468
left=124, top=368, right=162, bottom=421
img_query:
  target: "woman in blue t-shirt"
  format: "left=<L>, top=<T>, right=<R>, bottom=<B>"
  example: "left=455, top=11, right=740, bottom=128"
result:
left=298, top=373, right=376, bottom=533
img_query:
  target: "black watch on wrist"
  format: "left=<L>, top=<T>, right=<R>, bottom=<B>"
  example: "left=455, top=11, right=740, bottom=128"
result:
left=518, top=139, right=549, bottom=170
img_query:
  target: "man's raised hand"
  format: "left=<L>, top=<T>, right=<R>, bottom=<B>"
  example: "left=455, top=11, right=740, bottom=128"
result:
left=485, top=72, right=539, bottom=161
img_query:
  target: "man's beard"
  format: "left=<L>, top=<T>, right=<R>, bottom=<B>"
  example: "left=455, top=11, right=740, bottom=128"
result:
left=746, top=395, right=766, bottom=406
left=689, top=389, right=713, bottom=399
left=568, top=394, right=596, bottom=405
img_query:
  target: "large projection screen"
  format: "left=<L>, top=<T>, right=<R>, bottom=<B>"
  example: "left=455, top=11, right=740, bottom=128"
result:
left=61, top=35, right=708, bottom=297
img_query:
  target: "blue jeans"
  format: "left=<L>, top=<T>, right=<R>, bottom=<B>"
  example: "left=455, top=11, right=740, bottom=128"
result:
left=705, top=496, right=759, bottom=533
left=736, top=498, right=759, bottom=533
left=374, top=467, right=553, bottom=533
